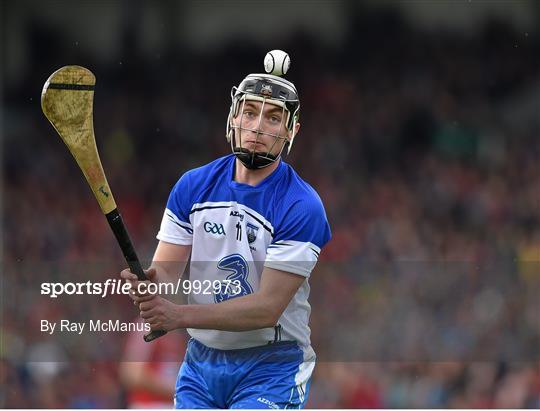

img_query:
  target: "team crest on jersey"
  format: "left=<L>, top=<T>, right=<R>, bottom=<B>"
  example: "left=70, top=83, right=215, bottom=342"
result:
left=260, top=84, right=273, bottom=97
left=246, top=222, right=259, bottom=244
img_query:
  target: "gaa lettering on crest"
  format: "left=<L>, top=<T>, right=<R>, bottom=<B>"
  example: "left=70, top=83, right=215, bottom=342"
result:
left=204, top=222, right=226, bottom=236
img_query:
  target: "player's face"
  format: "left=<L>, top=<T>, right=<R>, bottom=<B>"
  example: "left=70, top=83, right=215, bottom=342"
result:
left=232, top=99, right=290, bottom=157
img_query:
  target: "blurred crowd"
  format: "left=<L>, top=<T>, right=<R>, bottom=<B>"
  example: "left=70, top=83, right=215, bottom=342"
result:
left=3, top=9, right=540, bottom=408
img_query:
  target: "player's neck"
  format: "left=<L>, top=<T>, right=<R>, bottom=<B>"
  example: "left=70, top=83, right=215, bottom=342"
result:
left=234, top=158, right=280, bottom=187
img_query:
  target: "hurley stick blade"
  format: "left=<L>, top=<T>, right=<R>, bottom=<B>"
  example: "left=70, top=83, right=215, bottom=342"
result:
left=41, top=66, right=167, bottom=342
left=41, top=66, right=116, bottom=214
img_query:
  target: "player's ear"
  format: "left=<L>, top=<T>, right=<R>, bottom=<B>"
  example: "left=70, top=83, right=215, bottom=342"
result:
left=291, top=122, right=300, bottom=139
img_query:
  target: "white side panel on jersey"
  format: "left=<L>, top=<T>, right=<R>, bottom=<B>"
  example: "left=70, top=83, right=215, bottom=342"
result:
left=265, top=240, right=321, bottom=277
left=156, top=208, right=193, bottom=245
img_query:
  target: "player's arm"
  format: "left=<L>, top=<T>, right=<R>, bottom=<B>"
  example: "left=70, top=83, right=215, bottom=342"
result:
left=139, top=266, right=305, bottom=332
left=180, top=266, right=303, bottom=330
left=149, top=240, right=191, bottom=283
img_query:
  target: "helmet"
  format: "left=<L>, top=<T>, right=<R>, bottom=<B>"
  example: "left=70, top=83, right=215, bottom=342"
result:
left=226, top=70, right=300, bottom=169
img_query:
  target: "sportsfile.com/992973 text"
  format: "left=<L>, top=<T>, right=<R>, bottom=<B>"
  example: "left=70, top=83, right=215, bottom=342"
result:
left=40, top=279, right=242, bottom=299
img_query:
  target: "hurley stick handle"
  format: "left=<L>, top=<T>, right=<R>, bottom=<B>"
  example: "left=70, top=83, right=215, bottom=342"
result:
left=105, top=209, right=168, bottom=342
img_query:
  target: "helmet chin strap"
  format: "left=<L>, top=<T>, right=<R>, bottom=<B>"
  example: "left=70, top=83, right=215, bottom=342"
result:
left=233, top=147, right=278, bottom=170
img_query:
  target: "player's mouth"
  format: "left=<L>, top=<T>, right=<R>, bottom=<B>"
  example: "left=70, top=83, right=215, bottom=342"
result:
left=244, top=141, right=266, bottom=149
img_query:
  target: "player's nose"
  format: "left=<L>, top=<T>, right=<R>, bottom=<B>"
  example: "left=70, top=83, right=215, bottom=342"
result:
left=243, top=121, right=267, bottom=135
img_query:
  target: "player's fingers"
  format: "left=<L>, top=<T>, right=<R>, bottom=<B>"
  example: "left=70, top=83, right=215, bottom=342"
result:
left=120, top=268, right=138, bottom=281
left=148, top=322, right=161, bottom=330
left=140, top=309, right=155, bottom=320
left=136, top=279, right=155, bottom=295
left=129, top=291, right=147, bottom=304
left=132, top=293, right=156, bottom=304
left=128, top=280, right=154, bottom=298
left=128, top=284, right=142, bottom=301
left=138, top=300, right=157, bottom=312
left=144, top=268, right=158, bottom=283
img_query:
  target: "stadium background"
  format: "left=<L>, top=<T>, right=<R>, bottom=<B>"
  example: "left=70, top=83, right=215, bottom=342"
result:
left=2, top=0, right=539, bottom=408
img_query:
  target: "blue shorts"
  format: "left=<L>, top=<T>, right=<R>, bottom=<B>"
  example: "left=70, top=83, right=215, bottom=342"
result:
left=174, top=338, right=315, bottom=409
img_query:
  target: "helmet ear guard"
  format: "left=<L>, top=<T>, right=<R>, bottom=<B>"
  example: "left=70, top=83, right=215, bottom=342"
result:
left=285, top=107, right=299, bottom=154
left=226, top=73, right=300, bottom=169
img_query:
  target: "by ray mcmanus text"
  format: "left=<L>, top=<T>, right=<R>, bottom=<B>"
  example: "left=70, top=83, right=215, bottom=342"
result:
left=41, top=319, right=151, bottom=335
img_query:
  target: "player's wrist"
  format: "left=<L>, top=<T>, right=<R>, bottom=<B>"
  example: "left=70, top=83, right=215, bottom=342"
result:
left=173, top=303, right=188, bottom=329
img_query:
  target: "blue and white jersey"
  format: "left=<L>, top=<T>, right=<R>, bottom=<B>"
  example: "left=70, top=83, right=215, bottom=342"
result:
left=157, top=154, right=331, bottom=353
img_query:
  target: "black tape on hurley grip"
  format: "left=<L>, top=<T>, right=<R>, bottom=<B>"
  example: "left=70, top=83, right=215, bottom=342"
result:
left=105, top=208, right=167, bottom=342
left=106, top=208, right=147, bottom=280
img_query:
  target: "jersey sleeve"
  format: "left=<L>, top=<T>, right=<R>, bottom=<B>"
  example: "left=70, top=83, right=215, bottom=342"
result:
left=156, top=172, right=194, bottom=245
left=264, top=197, right=331, bottom=277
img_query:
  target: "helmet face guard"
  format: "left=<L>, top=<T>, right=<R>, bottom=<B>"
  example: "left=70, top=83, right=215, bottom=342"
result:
left=226, top=74, right=300, bottom=169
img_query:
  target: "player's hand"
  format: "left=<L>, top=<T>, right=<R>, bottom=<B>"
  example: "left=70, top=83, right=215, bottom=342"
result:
left=120, top=267, right=158, bottom=305
left=139, top=296, right=182, bottom=332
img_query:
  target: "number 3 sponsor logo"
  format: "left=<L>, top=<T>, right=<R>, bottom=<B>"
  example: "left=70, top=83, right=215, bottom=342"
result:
left=204, top=222, right=226, bottom=235
left=214, top=254, right=253, bottom=303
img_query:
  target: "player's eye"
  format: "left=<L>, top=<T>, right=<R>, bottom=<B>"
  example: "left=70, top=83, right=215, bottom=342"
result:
left=269, top=115, right=281, bottom=123
left=243, top=110, right=255, bottom=118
